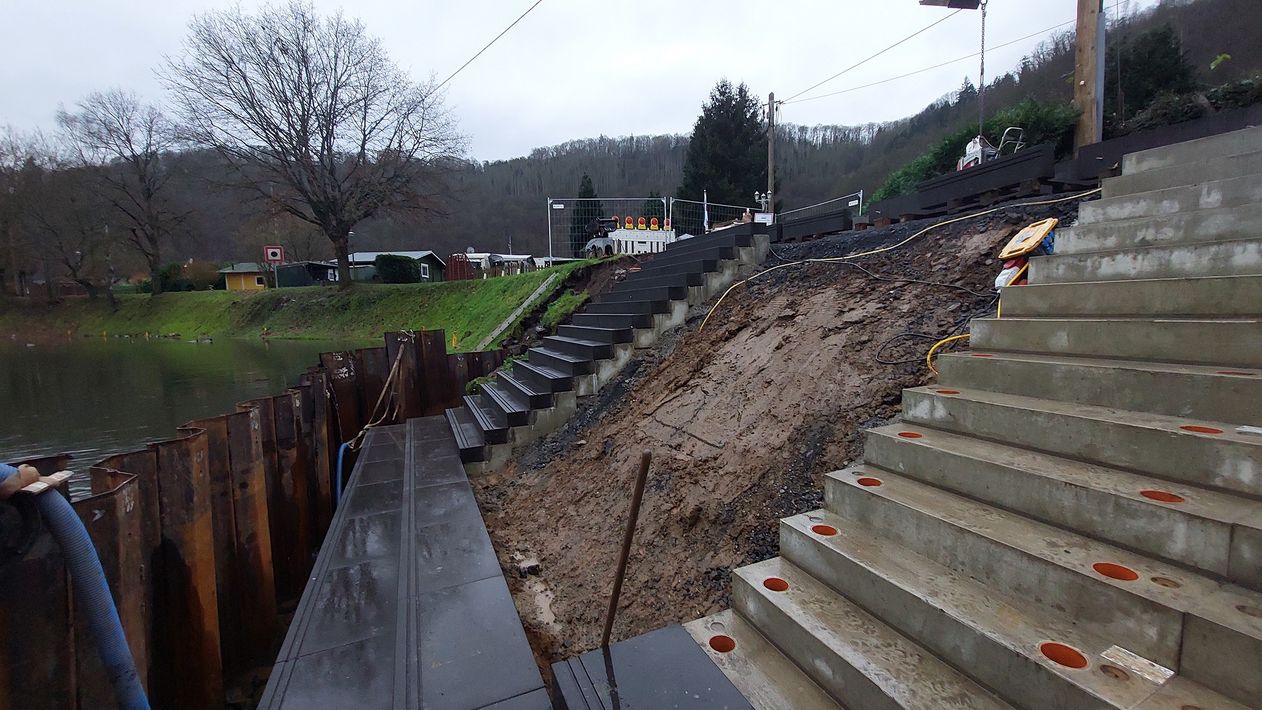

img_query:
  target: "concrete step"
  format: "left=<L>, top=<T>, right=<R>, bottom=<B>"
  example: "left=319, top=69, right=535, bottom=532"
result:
left=480, top=381, right=530, bottom=427
left=495, top=370, right=553, bottom=409
left=569, top=312, right=654, bottom=330
left=462, top=395, right=508, bottom=444
left=444, top=406, right=486, bottom=463
left=611, top=270, right=703, bottom=290
left=998, top=275, right=1262, bottom=318
left=1121, top=125, right=1262, bottom=175
left=512, top=358, right=573, bottom=393
left=1078, top=172, right=1262, bottom=226
left=969, top=316, right=1262, bottom=368
left=936, top=351, right=1262, bottom=423
left=1058, top=201, right=1262, bottom=255
left=901, top=385, right=1262, bottom=497
left=539, top=335, right=612, bottom=361
left=595, top=284, right=688, bottom=304
left=683, top=609, right=837, bottom=710
left=863, top=423, right=1262, bottom=589
left=526, top=346, right=593, bottom=377
left=1104, top=147, right=1262, bottom=198
left=732, top=557, right=1011, bottom=710
left=825, top=468, right=1262, bottom=705
left=781, top=505, right=1251, bottom=710
left=556, top=324, right=633, bottom=345
left=584, top=299, right=671, bottom=315
left=664, top=231, right=753, bottom=256
left=1029, top=237, right=1262, bottom=283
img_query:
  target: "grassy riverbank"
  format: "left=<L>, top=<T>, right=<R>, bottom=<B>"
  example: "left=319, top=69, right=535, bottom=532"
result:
left=0, top=260, right=596, bottom=350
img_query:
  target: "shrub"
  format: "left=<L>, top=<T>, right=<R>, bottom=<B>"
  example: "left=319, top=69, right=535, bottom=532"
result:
left=871, top=99, right=1080, bottom=202
left=374, top=254, right=421, bottom=283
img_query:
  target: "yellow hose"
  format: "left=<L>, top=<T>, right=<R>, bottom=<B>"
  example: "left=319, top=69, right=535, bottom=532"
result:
left=698, top=188, right=1100, bottom=332
left=926, top=333, right=972, bottom=374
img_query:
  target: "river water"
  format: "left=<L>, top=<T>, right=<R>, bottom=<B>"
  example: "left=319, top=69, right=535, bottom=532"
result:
left=0, top=336, right=371, bottom=498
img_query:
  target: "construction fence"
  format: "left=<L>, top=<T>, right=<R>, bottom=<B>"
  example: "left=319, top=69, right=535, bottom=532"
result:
left=545, top=196, right=760, bottom=258
left=0, top=331, right=506, bottom=709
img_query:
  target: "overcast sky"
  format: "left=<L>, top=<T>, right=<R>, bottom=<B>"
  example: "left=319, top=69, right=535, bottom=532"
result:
left=2, top=0, right=1156, bottom=162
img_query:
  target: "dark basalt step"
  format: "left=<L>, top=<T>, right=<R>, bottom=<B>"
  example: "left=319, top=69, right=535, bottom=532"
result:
left=557, top=324, right=634, bottom=344
left=610, top=271, right=703, bottom=291
left=528, top=347, right=595, bottom=376
left=642, top=245, right=735, bottom=268
left=595, top=285, right=687, bottom=304
left=513, top=359, right=574, bottom=392
left=571, top=312, right=654, bottom=330
left=497, top=370, right=555, bottom=408
left=635, top=259, right=719, bottom=279
left=584, top=300, right=670, bottom=315
left=462, top=394, right=509, bottom=444
left=444, top=406, right=487, bottom=461
left=541, top=335, right=612, bottom=360
left=480, top=381, right=530, bottom=427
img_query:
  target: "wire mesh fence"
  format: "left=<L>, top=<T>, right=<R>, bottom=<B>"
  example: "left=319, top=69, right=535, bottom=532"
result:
left=546, top=197, right=668, bottom=258
left=779, top=190, right=865, bottom=222
left=667, top=198, right=761, bottom=237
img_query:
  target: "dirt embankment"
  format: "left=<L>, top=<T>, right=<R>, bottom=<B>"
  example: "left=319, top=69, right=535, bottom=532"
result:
left=474, top=200, right=1084, bottom=666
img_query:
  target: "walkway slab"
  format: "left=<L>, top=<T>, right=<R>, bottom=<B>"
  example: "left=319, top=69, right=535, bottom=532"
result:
left=260, top=417, right=545, bottom=709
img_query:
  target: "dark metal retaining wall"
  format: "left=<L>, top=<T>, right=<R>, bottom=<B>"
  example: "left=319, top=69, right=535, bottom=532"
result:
left=0, top=329, right=505, bottom=709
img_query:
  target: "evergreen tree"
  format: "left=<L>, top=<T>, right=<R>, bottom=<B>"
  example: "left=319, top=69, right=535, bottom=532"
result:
left=677, top=79, right=767, bottom=208
left=1106, top=23, right=1200, bottom=127
left=568, top=172, right=603, bottom=256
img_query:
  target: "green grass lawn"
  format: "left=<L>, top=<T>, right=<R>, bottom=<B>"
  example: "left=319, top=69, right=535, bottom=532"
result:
left=0, top=260, right=596, bottom=351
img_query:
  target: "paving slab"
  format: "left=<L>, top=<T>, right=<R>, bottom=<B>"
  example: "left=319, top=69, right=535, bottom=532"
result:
left=260, top=417, right=544, bottom=709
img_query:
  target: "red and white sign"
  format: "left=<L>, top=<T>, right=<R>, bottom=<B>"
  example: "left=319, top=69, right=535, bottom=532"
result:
left=263, top=245, right=285, bottom=264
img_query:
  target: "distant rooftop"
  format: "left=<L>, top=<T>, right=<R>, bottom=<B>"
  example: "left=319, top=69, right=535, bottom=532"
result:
left=349, top=250, right=446, bottom=266
left=219, top=262, right=265, bottom=273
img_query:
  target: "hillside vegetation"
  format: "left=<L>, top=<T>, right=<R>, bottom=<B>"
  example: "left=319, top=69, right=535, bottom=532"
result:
left=0, top=261, right=595, bottom=349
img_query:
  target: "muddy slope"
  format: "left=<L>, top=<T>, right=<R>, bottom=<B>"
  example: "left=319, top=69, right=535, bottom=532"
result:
left=474, top=200, right=1085, bottom=665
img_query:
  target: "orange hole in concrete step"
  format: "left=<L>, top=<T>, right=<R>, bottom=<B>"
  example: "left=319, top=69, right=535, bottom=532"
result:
left=1180, top=424, right=1224, bottom=434
left=971, top=353, right=994, bottom=358
left=763, top=577, right=790, bottom=592
left=1140, top=490, right=1185, bottom=504
left=708, top=635, right=736, bottom=653
left=1040, top=642, right=1088, bottom=669
left=857, top=477, right=883, bottom=487
left=1151, top=576, right=1182, bottom=589
left=1092, top=562, right=1139, bottom=581
left=811, top=524, right=838, bottom=536
left=936, top=389, right=960, bottom=395
left=897, top=431, right=923, bottom=439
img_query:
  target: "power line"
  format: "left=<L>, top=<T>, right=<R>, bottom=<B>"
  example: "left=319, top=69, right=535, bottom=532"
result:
left=782, top=10, right=963, bottom=104
left=433, top=0, right=544, bottom=92
left=782, top=18, right=1075, bottom=106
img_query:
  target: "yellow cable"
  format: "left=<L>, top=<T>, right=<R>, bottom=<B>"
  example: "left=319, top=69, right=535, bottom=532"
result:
left=926, top=333, right=971, bottom=374
left=698, top=188, right=1101, bottom=332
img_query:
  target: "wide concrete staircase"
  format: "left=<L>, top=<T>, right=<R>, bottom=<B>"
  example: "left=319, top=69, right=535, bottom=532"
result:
left=446, top=225, right=769, bottom=470
left=687, top=126, right=1262, bottom=708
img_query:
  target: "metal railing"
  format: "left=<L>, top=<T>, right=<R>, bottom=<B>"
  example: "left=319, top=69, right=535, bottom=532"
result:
left=779, top=190, right=864, bottom=222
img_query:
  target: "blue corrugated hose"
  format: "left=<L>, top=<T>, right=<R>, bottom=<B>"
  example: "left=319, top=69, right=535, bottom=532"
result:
left=0, top=464, right=150, bottom=709
left=335, top=442, right=352, bottom=506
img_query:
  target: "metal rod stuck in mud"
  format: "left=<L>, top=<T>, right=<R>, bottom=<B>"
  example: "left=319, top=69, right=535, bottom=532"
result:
left=601, top=450, right=653, bottom=648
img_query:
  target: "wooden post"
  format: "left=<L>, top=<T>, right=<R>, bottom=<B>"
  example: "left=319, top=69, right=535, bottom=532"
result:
left=767, top=92, right=776, bottom=207
left=1073, top=0, right=1105, bottom=152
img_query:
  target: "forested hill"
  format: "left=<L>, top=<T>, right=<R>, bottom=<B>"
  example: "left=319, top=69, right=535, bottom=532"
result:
left=175, top=0, right=1260, bottom=262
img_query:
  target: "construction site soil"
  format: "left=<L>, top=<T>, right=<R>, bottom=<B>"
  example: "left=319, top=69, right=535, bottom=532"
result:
left=473, top=198, right=1089, bottom=671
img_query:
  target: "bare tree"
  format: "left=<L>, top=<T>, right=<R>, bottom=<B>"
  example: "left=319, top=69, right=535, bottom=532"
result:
left=25, top=162, right=122, bottom=307
left=57, top=90, right=181, bottom=293
left=162, top=1, right=463, bottom=288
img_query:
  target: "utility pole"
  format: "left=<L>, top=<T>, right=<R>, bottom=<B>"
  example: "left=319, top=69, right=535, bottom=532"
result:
left=1073, top=0, right=1105, bottom=152
left=766, top=92, right=776, bottom=212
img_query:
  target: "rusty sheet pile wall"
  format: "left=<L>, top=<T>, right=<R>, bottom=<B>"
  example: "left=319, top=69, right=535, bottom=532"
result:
left=0, top=330, right=505, bottom=709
